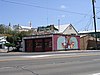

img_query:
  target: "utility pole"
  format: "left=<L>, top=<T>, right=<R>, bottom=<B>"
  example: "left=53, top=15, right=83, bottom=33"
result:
left=92, top=0, right=97, bottom=49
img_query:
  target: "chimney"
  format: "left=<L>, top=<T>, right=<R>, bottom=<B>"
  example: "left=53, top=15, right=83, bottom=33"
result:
left=50, top=25, right=54, bottom=32
left=29, top=21, right=32, bottom=27
left=58, top=19, right=60, bottom=31
left=9, top=22, right=11, bottom=26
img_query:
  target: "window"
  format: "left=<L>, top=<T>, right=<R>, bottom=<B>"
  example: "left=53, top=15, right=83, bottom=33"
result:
left=35, top=42, right=42, bottom=48
left=35, top=39, right=42, bottom=48
left=45, top=39, right=52, bottom=47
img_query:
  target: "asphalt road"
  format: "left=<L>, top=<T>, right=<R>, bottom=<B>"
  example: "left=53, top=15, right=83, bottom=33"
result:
left=0, top=51, right=100, bottom=75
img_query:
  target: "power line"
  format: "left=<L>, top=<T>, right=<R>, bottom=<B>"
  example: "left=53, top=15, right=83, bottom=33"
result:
left=84, top=16, right=93, bottom=30
left=74, top=10, right=92, bottom=26
left=1, top=0, right=89, bottom=16
left=96, top=7, right=100, bottom=8
left=74, top=15, right=87, bottom=25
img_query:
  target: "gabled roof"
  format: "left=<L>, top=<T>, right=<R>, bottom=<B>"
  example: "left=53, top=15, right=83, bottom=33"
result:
left=55, top=24, right=78, bottom=35
left=55, top=24, right=70, bottom=33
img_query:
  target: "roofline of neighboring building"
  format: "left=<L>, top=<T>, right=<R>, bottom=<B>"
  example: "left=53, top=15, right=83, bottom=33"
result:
left=23, top=33, right=80, bottom=39
left=79, top=30, right=100, bottom=34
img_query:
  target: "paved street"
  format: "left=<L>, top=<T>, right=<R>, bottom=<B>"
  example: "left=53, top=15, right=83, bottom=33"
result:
left=0, top=50, right=100, bottom=75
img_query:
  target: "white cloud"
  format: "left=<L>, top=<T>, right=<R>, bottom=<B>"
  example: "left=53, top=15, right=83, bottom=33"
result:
left=60, top=5, right=66, bottom=9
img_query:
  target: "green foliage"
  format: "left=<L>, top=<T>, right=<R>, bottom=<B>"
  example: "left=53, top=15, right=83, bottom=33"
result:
left=6, top=36, right=14, bottom=43
left=0, top=24, right=12, bottom=34
left=0, top=23, right=33, bottom=52
left=4, top=43, right=15, bottom=47
left=0, top=24, right=5, bottom=34
left=4, top=43, right=16, bottom=52
left=4, top=43, right=11, bottom=47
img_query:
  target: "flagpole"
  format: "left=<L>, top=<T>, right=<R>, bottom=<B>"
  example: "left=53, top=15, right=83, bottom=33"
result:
left=92, top=0, right=97, bottom=49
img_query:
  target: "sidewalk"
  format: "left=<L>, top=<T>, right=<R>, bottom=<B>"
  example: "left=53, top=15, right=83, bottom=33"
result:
left=0, top=49, right=100, bottom=56
left=0, top=49, right=8, bottom=53
left=0, top=49, right=83, bottom=53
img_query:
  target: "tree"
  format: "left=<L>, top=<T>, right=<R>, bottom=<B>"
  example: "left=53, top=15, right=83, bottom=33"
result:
left=5, top=30, right=33, bottom=52
left=4, top=43, right=15, bottom=53
left=0, top=24, right=5, bottom=34
left=0, top=24, right=12, bottom=34
left=0, top=23, right=33, bottom=52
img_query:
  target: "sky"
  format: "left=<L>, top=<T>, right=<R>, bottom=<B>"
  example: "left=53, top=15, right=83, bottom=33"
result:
left=0, top=0, right=100, bottom=31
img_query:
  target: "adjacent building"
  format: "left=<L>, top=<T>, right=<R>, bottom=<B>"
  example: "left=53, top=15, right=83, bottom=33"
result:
left=79, top=30, right=100, bottom=50
left=0, top=36, right=8, bottom=49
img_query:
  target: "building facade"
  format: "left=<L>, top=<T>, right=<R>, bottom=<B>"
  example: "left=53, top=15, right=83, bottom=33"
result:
left=22, top=34, right=80, bottom=52
left=79, top=30, right=100, bottom=50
